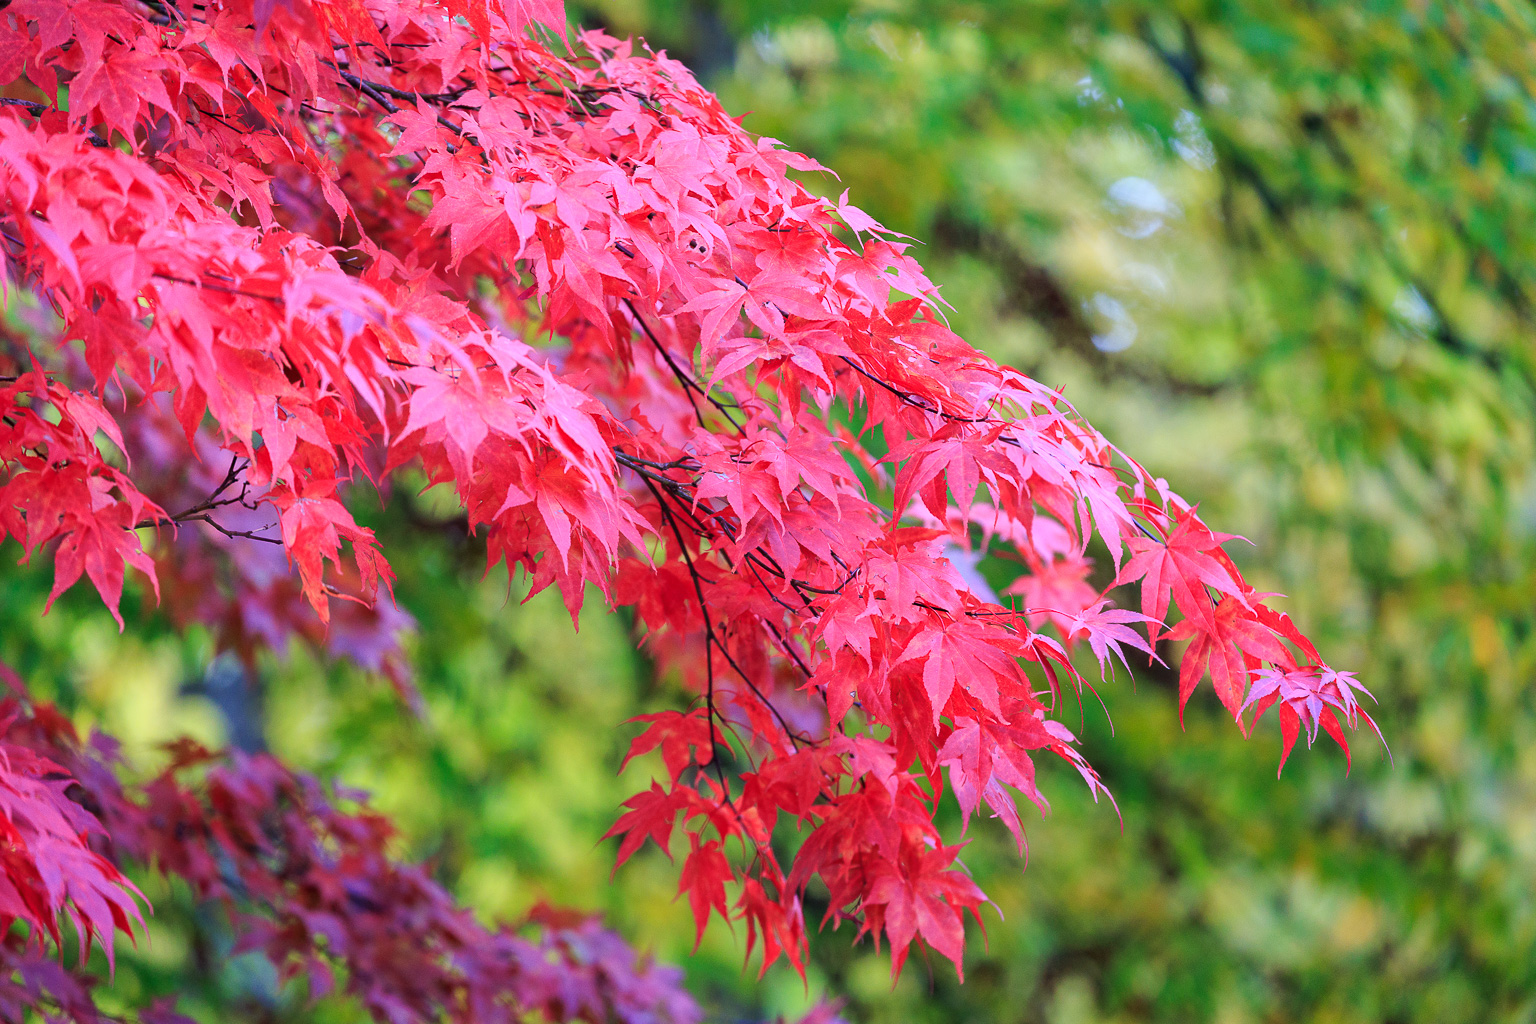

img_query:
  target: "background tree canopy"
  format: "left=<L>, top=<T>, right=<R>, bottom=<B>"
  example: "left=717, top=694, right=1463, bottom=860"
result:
left=5, top=1, right=1535, bottom=1021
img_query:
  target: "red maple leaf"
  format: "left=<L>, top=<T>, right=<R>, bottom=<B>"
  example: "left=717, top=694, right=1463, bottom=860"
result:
left=1113, top=508, right=1249, bottom=643
left=862, top=841, right=988, bottom=980
left=678, top=833, right=733, bottom=951
left=1166, top=597, right=1292, bottom=720
left=621, top=709, right=714, bottom=783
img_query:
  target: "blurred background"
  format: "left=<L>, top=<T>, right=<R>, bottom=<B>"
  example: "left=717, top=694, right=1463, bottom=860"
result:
left=6, top=1, right=1536, bottom=1021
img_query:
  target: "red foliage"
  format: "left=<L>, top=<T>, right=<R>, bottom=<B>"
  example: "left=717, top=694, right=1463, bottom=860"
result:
left=0, top=683, right=701, bottom=1024
left=0, top=0, right=1379, bottom=989
left=0, top=714, right=142, bottom=973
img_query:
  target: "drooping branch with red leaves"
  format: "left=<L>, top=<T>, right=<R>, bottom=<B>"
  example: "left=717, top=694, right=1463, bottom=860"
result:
left=0, top=0, right=1380, bottom=1000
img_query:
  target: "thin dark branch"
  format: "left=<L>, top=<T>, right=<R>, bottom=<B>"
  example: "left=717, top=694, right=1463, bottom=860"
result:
left=622, top=298, right=743, bottom=429
left=177, top=514, right=283, bottom=544
left=0, top=98, right=110, bottom=147
left=641, top=475, right=741, bottom=795
left=152, top=273, right=283, bottom=303
left=838, top=355, right=992, bottom=426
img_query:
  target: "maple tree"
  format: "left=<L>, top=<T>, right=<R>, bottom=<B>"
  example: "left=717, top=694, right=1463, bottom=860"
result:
left=0, top=0, right=1383, bottom=1012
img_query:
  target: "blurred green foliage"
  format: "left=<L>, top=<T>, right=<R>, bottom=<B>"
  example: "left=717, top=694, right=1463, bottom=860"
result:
left=8, top=1, right=1536, bottom=1022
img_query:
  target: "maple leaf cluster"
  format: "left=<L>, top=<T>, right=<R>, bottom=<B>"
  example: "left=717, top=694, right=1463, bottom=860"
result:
left=0, top=0, right=1378, bottom=991
left=0, top=671, right=704, bottom=1024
